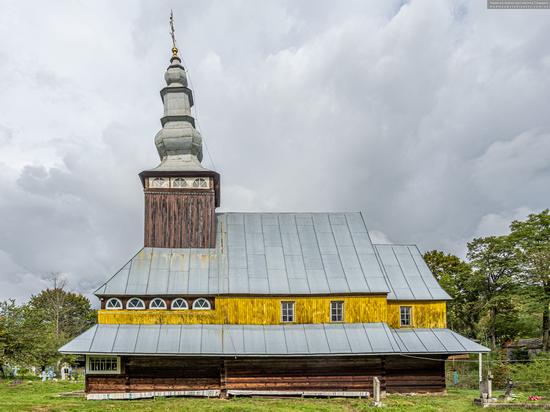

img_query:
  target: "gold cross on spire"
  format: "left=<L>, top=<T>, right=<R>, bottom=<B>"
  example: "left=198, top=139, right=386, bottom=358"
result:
left=169, top=10, right=179, bottom=57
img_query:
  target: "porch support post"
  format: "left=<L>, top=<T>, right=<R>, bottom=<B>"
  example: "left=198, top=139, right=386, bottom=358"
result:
left=478, top=352, right=483, bottom=384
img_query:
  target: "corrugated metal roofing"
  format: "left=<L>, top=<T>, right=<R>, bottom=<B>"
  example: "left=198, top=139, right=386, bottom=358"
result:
left=94, top=212, right=450, bottom=300
left=59, top=323, right=489, bottom=356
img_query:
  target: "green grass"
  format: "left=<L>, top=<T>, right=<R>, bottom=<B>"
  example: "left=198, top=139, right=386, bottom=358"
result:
left=0, top=379, right=547, bottom=411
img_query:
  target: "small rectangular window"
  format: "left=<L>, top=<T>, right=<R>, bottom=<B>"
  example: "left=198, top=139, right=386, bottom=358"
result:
left=86, top=356, right=121, bottom=374
left=330, top=301, right=344, bottom=322
left=400, top=306, right=412, bottom=326
left=281, top=301, right=294, bottom=322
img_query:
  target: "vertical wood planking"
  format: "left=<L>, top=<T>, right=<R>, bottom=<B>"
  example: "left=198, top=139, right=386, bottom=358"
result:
left=98, top=295, right=389, bottom=325
left=387, top=301, right=447, bottom=328
left=144, top=189, right=216, bottom=248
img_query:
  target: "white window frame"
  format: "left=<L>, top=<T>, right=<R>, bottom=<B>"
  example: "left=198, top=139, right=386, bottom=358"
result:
left=400, top=306, right=412, bottom=327
left=330, top=300, right=344, bottom=322
left=105, top=298, right=123, bottom=310
left=171, top=298, right=189, bottom=310
left=192, top=177, right=209, bottom=188
left=192, top=298, right=211, bottom=310
left=149, top=298, right=167, bottom=310
left=171, top=177, right=188, bottom=188
left=126, top=297, right=145, bottom=310
left=281, top=301, right=295, bottom=323
left=149, top=177, right=210, bottom=189
left=150, top=177, right=168, bottom=188
left=86, top=355, right=121, bottom=375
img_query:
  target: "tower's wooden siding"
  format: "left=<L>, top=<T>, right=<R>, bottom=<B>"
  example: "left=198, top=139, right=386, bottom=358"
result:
left=85, top=356, right=446, bottom=395
left=144, top=189, right=216, bottom=248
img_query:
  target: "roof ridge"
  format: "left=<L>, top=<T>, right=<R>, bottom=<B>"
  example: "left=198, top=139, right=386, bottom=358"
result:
left=216, top=211, right=363, bottom=215
left=372, top=243, right=418, bottom=247
left=93, top=248, right=144, bottom=295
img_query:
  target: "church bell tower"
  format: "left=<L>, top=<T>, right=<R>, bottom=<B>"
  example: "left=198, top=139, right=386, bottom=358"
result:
left=139, top=21, right=219, bottom=248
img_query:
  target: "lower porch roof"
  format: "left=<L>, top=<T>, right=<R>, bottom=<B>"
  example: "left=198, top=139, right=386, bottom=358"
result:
left=59, top=323, right=489, bottom=356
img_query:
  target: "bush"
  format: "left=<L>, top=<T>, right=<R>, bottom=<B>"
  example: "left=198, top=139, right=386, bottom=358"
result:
left=509, top=352, right=550, bottom=392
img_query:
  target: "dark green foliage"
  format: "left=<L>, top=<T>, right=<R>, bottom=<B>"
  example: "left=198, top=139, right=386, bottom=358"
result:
left=0, top=300, right=27, bottom=372
left=467, top=235, right=518, bottom=349
left=0, top=286, right=96, bottom=374
left=423, top=251, right=479, bottom=337
left=424, top=210, right=549, bottom=350
left=509, top=209, right=550, bottom=350
left=508, top=352, right=550, bottom=391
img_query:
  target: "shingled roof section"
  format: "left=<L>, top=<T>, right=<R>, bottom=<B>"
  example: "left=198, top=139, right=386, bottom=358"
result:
left=95, top=212, right=450, bottom=300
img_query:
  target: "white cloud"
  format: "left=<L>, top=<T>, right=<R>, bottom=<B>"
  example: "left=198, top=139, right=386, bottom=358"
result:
left=473, top=207, right=534, bottom=239
left=369, top=230, right=393, bottom=245
left=0, top=0, right=549, bottom=301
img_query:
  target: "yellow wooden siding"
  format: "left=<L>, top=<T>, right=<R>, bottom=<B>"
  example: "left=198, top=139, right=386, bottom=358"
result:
left=386, top=301, right=447, bottom=328
left=98, top=296, right=387, bottom=325
left=98, top=297, right=446, bottom=327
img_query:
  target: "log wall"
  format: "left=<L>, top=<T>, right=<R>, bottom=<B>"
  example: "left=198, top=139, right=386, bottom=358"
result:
left=224, top=357, right=383, bottom=393
left=85, top=355, right=446, bottom=395
left=144, top=189, right=216, bottom=248
left=385, top=355, right=446, bottom=393
left=86, top=357, right=220, bottom=394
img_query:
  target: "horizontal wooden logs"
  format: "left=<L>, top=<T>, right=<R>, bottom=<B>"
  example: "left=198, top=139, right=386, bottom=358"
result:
left=385, top=355, right=446, bottom=393
left=223, top=357, right=382, bottom=393
left=85, top=356, right=447, bottom=395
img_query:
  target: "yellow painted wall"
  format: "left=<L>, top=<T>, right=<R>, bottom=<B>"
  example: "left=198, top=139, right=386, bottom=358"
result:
left=98, top=296, right=387, bottom=325
left=387, top=301, right=447, bottom=328
left=98, top=296, right=447, bottom=328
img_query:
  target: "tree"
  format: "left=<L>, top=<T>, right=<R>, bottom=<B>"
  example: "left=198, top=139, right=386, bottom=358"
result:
left=28, top=274, right=95, bottom=340
left=509, top=209, right=550, bottom=350
left=25, top=286, right=95, bottom=369
left=424, top=250, right=483, bottom=338
left=0, top=300, right=26, bottom=375
left=467, top=235, right=518, bottom=349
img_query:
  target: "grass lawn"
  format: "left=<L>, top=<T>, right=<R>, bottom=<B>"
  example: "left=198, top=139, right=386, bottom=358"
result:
left=0, top=379, right=547, bottom=411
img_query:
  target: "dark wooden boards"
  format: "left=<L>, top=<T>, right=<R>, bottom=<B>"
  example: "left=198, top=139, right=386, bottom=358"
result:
left=385, top=355, right=446, bottom=393
left=87, top=357, right=220, bottom=393
left=224, top=357, right=382, bottom=392
left=86, top=355, right=447, bottom=395
left=144, top=189, right=216, bottom=248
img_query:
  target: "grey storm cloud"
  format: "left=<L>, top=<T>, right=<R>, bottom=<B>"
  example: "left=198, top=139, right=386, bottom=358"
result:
left=0, top=0, right=549, bottom=304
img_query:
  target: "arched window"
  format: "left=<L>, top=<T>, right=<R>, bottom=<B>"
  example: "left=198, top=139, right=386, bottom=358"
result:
left=192, top=178, right=208, bottom=188
left=171, top=298, right=188, bottom=310
left=105, top=298, right=122, bottom=310
left=172, top=177, right=188, bottom=188
left=149, top=298, right=167, bottom=309
left=192, top=298, right=211, bottom=310
left=152, top=177, right=168, bottom=188
left=126, top=298, right=145, bottom=310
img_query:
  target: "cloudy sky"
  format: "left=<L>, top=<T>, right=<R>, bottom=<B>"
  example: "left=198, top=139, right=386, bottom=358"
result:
left=0, top=0, right=549, bottom=304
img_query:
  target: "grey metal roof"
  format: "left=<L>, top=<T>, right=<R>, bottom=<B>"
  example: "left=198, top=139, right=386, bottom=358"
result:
left=373, top=244, right=451, bottom=300
left=59, top=323, right=489, bottom=356
left=94, top=212, right=450, bottom=300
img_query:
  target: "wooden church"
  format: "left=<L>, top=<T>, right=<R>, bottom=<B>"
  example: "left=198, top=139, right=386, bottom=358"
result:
left=60, top=23, right=489, bottom=400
